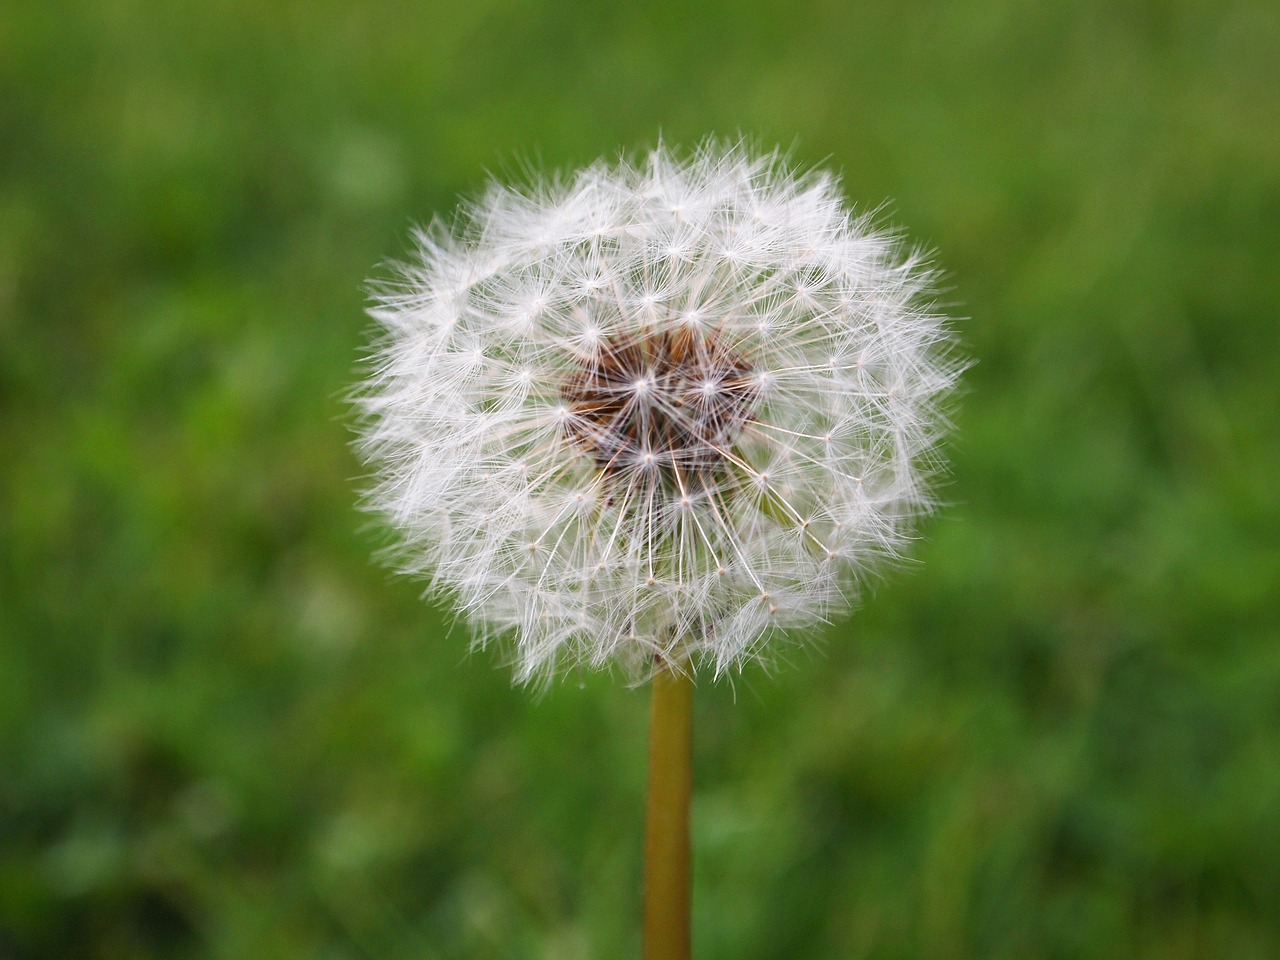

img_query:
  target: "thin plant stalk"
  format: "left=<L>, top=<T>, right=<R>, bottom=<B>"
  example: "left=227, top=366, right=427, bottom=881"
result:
left=643, top=664, right=694, bottom=960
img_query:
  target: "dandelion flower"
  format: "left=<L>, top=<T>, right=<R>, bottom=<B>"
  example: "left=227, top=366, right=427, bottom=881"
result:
left=355, top=142, right=960, bottom=683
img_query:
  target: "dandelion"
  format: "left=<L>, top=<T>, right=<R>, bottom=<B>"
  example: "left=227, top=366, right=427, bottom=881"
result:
left=353, top=141, right=961, bottom=959
left=355, top=142, right=959, bottom=682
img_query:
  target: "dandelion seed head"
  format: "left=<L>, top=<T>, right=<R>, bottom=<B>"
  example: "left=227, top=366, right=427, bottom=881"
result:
left=354, top=141, right=962, bottom=683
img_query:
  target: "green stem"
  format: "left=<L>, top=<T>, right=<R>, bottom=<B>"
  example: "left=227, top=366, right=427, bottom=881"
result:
left=643, top=663, right=694, bottom=960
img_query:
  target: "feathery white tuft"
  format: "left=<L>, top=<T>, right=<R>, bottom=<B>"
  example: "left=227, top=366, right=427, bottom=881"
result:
left=354, top=142, right=961, bottom=683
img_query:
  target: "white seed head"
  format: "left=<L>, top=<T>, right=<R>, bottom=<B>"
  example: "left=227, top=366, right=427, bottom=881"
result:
left=354, top=142, right=962, bottom=683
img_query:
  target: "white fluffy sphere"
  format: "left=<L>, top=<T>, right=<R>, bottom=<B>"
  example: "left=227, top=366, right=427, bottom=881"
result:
left=355, top=143, right=961, bottom=682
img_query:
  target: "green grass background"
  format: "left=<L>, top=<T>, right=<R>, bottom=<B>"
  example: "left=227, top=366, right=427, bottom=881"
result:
left=3, top=0, right=1279, bottom=956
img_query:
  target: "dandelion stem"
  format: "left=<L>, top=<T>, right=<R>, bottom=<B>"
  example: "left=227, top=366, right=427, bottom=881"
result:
left=644, top=663, right=694, bottom=960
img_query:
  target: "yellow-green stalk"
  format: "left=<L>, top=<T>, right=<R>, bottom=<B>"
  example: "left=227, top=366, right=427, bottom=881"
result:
left=644, top=665, right=693, bottom=960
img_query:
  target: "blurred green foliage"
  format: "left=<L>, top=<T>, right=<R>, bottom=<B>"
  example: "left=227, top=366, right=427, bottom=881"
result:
left=3, top=0, right=1279, bottom=956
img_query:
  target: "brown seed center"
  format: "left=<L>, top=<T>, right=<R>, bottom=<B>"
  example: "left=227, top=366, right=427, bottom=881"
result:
left=561, top=328, right=758, bottom=484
